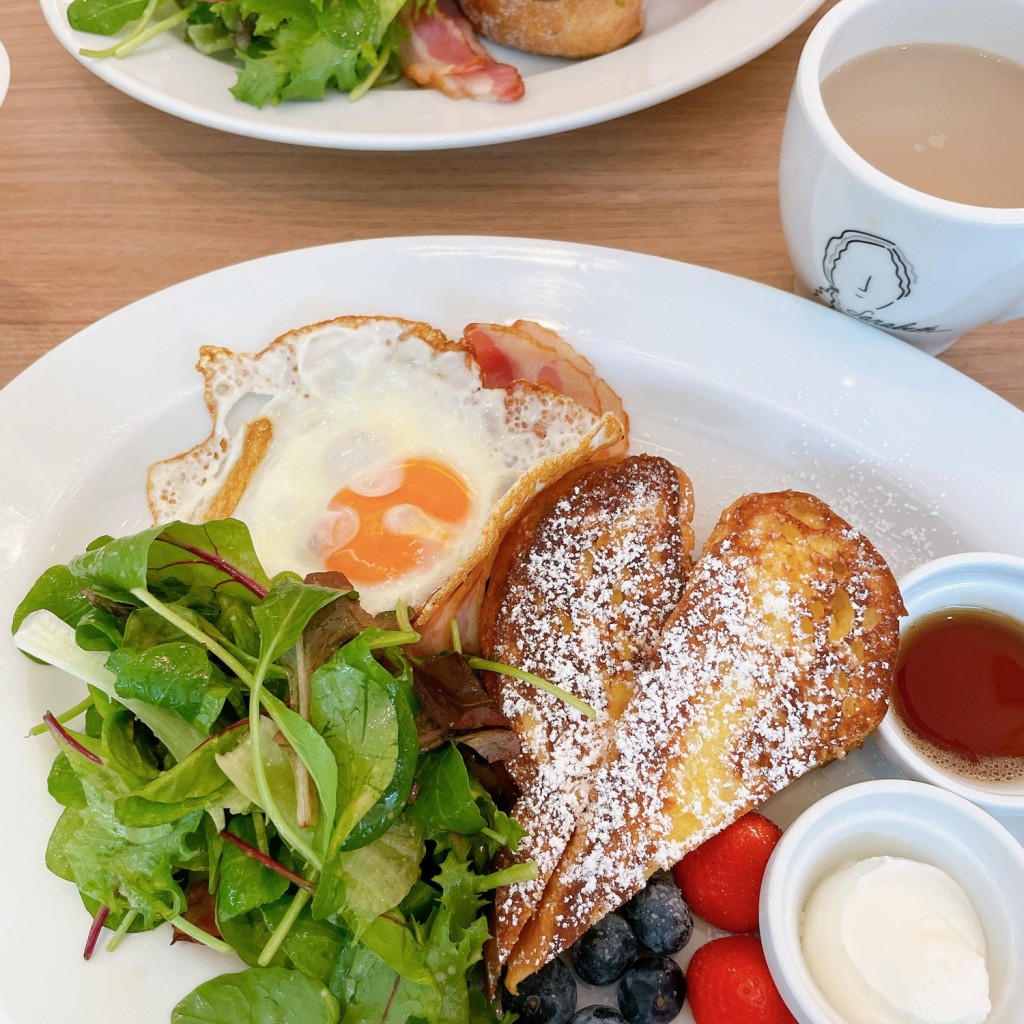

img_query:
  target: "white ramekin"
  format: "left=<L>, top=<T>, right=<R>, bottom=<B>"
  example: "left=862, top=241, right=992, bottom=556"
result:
left=759, top=779, right=1024, bottom=1024
left=876, top=552, right=1024, bottom=816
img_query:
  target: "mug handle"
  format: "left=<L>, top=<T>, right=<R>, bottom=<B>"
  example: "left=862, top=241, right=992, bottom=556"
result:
left=994, top=297, right=1024, bottom=324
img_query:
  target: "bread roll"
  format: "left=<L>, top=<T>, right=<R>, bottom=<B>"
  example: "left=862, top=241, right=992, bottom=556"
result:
left=457, top=0, right=643, bottom=58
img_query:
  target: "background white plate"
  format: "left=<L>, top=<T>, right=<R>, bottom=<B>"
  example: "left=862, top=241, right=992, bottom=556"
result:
left=39, top=0, right=824, bottom=149
left=0, top=38, right=9, bottom=107
left=2, top=236, right=1022, bottom=1023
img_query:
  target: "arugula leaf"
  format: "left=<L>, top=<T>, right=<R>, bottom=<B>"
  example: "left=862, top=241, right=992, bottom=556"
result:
left=108, top=642, right=234, bottom=733
left=171, top=966, right=340, bottom=1024
left=258, top=687, right=338, bottom=857
left=420, top=852, right=493, bottom=1023
left=470, top=778, right=527, bottom=860
left=67, top=0, right=149, bottom=35
left=12, top=563, right=94, bottom=633
left=309, top=638, right=402, bottom=918
left=116, top=724, right=246, bottom=827
left=331, top=942, right=439, bottom=1024
left=47, top=752, right=86, bottom=808
left=75, top=608, right=126, bottom=652
left=341, top=648, right=419, bottom=852
left=216, top=718, right=319, bottom=855
left=406, top=744, right=486, bottom=838
left=216, top=817, right=290, bottom=921
left=230, top=0, right=406, bottom=106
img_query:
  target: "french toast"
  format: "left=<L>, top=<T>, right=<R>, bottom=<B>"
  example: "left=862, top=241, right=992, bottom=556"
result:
left=479, top=454, right=695, bottom=975
left=503, top=490, right=904, bottom=990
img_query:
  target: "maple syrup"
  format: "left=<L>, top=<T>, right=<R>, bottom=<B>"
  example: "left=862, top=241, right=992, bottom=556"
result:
left=893, top=608, right=1024, bottom=783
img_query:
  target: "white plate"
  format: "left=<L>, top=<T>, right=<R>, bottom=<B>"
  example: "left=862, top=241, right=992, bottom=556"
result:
left=40, top=0, right=824, bottom=150
left=0, top=38, right=9, bottom=107
left=2, top=236, right=1022, bottom=1023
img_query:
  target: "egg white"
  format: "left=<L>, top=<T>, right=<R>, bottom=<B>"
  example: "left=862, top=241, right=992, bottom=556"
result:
left=149, top=318, right=617, bottom=615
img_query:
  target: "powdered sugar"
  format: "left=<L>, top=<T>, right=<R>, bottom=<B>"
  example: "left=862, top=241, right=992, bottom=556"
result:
left=484, top=456, right=693, bottom=959
left=504, top=491, right=901, bottom=980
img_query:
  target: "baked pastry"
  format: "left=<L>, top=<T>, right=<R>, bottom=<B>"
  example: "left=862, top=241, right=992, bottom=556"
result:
left=457, top=0, right=643, bottom=58
left=503, top=490, right=904, bottom=990
left=479, top=454, right=695, bottom=976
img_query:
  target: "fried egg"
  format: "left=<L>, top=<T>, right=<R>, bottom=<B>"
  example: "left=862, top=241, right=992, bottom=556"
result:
left=147, top=316, right=624, bottom=619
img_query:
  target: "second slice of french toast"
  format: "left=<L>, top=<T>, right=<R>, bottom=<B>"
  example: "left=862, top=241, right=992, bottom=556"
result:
left=503, top=490, right=904, bottom=990
left=479, top=454, right=695, bottom=973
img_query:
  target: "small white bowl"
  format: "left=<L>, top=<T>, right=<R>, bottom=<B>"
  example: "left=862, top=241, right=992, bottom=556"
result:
left=876, top=552, right=1024, bottom=816
left=760, top=779, right=1024, bottom=1024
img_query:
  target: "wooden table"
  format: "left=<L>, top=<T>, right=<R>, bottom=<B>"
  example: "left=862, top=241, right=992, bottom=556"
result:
left=2, top=0, right=1021, bottom=408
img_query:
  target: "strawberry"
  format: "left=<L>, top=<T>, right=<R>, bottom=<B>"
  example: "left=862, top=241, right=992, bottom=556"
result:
left=686, top=935, right=796, bottom=1024
left=671, top=811, right=782, bottom=932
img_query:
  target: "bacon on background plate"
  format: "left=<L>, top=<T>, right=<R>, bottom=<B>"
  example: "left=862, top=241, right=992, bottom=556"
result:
left=399, top=0, right=525, bottom=102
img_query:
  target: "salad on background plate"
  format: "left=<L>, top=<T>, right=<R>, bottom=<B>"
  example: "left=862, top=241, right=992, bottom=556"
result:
left=38, top=0, right=828, bottom=148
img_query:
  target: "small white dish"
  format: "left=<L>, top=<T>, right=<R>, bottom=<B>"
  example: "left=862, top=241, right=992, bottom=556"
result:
left=0, top=39, right=10, bottom=107
left=876, top=552, right=1024, bottom=816
left=760, top=779, right=1024, bottom=1024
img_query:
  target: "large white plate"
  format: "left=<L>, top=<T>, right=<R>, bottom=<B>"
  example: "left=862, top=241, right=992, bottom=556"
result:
left=40, top=0, right=824, bottom=150
left=2, top=236, right=1023, bottom=1024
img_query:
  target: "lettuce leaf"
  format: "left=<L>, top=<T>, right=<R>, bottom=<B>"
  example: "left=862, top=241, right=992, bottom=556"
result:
left=171, top=967, right=340, bottom=1024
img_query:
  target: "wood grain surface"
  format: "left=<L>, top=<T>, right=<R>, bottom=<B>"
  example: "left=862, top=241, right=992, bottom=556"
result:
left=1, top=0, right=1021, bottom=408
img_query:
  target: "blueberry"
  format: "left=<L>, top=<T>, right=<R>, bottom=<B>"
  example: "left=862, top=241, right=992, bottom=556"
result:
left=617, top=955, right=687, bottom=1024
left=619, top=874, right=693, bottom=954
left=570, top=912, right=638, bottom=985
left=569, top=1007, right=628, bottom=1024
left=503, top=957, right=578, bottom=1024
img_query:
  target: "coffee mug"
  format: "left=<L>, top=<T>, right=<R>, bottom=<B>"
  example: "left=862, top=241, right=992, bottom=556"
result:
left=779, top=0, right=1024, bottom=355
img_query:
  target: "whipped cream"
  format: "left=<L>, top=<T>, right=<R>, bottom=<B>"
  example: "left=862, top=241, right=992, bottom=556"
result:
left=801, top=855, right=990, bottom=1024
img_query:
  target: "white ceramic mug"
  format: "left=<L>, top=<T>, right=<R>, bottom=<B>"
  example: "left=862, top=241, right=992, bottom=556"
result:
left=779, top=0, right=1024, bottom=355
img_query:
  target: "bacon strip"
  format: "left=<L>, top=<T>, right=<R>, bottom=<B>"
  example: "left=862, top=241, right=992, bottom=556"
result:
left=399, top=0, right=525, bottom=103
left=464, top=320, right=630, bottom=456
left=403, top=321, right=632, bottom=657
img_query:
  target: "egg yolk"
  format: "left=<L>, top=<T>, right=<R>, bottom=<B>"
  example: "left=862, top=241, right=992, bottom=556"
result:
left=320, top=458, right=472, bottom=586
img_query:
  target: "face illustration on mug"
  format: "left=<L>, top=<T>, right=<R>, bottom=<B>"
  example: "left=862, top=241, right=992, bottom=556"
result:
left=813, top=229, right=944, bottom=334
left=817, top=230, right=912, bottom=316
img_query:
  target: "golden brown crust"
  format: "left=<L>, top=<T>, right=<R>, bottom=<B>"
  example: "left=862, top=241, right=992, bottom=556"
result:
left=503, top=490, right=904, bottom=991
left=480, top=455, right=695, bottom=977
left=458, top=0, right=643, bottom=58
left=205, top=417, right=273, bottom=521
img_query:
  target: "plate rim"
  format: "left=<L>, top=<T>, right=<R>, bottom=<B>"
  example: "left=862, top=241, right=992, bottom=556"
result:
left=38, top=0, right=826, bottom=150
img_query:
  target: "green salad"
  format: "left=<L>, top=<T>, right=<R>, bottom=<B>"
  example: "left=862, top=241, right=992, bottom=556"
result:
left=12, top=519, right=536, bottom=1023
left=67, top=0, right=417, bottom=105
